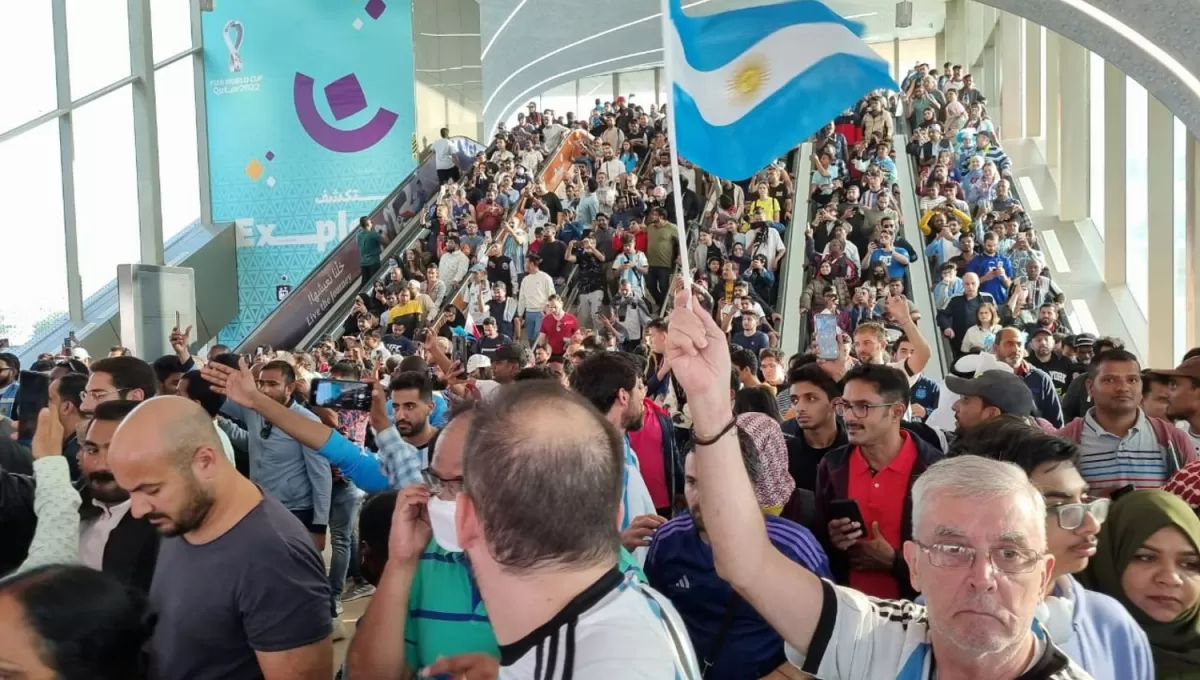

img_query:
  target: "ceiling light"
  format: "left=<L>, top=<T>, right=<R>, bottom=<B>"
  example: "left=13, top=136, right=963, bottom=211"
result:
left=844, top=12, right=879, bottom=19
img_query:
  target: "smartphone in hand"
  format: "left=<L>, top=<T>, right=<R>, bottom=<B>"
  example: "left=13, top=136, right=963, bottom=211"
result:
left=310, top=378, right=373, bottom=412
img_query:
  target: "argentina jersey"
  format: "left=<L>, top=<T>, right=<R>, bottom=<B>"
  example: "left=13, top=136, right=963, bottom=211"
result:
left=498, top=570, right=701, bottom=680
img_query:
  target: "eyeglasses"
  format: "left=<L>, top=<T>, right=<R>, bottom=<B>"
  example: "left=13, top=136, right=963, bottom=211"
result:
left=833, top=400, right=902, bottom=418
left=1046, top=498, right=1110, bottom=531
left=914, top=540, right=1044, bottom=574
left=422, top=468, right=464, bottom=498
left=80, top=388, right=126, bottom=402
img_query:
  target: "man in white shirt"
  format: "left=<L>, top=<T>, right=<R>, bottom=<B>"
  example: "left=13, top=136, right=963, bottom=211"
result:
left=664, top=298, right=1092, bottom=680
left=432, top=127, right=460, bottom=184
left=598, top=143, right=625, bottom=187
left=78, top=399, right=160, bottom=592
left=516, top=253, right=556, bottom=346
left=438, top=235, right=470, bottom=290
left=458, top=380, right=698, bottom=679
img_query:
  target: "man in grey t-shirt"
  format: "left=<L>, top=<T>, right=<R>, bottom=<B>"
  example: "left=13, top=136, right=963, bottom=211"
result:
left=110, top=397, right=332, bottom=680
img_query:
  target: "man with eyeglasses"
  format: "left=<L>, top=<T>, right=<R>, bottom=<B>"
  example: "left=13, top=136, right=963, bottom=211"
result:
left=949, top=417, right=1154, bottom=680
left=217, top=360, right=331, bottom=552
left=813, top=363, right=944, bottom=600
left=79, top=356, right=158, bottom=416
left=664, top=297, right=1093, bottom=679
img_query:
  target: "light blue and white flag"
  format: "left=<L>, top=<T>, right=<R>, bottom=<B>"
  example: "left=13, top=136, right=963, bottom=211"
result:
left=664, top=0, right=896, bottom=181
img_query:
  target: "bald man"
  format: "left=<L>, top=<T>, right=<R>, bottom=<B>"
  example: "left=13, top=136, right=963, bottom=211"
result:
left=108, top=397, right=332, bottom=680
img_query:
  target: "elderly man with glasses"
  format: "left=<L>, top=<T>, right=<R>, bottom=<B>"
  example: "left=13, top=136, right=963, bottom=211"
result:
left=663, top=295, right=1094, bottom=679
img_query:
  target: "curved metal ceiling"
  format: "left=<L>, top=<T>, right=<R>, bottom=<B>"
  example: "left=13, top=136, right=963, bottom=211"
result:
left=480, top=0, right=1200, bottom=139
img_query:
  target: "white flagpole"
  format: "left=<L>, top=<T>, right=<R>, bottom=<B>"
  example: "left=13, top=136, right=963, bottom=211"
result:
left=660, top=0, right=693, bottom=309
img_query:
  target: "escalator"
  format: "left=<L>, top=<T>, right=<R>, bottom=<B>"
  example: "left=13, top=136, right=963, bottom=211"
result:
left=233, top=137, right=486, bottom=353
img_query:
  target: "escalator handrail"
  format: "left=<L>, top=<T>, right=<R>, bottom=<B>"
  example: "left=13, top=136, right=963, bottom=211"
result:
left=778, top=143, right=814, bottom=356
left=894, top=129, right=948, bottom=382
left=233, top=136, right=481, bottom=352
left=656, top=172, right=722, bottom=319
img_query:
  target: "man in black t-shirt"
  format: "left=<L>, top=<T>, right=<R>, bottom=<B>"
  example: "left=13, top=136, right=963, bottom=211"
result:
left=536, top=179, right=564, bottom=225
left=538, top=226, right=569, bottom=281
left=477, top=318, right=514, bottom=358
left=1025, top=327, right=1073, bottom=395
left=486, top=242, right=515, bottom=298
left=780, top=363, right=847, bottom=492
left=109, top=398, right=331, bottom=680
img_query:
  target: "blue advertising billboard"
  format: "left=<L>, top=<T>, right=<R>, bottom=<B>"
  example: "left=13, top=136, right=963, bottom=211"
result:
left=202, top=0, right=417, bottom=345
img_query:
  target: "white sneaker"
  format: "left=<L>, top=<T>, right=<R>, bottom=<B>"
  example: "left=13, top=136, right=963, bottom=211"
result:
left=331, top=618, right=347, bottom=642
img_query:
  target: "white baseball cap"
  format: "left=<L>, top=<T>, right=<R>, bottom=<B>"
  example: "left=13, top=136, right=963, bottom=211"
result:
left=466, top=354, right=491, bottom=374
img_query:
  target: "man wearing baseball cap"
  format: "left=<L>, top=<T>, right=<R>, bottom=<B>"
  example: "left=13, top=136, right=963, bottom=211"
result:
left=946, top=369, right=1040, bottom=435
left=1155, top=356, right=1200, bottom=455
left=1026, top=327, right=1073, bottom=395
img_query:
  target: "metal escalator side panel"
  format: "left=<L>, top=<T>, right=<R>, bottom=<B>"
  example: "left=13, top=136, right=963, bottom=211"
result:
left=777, top=143, right=814, bottom=355
left=234, top=136, right=485, bottom=353
left=893, top=130, right=948, bottom=382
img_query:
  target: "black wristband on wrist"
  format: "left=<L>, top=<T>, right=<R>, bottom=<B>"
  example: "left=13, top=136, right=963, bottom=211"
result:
left=692, top=417, right=738, bottom=447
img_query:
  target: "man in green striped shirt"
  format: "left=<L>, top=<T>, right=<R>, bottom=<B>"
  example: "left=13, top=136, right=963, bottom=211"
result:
left=345, top=406, right=643, bottom=679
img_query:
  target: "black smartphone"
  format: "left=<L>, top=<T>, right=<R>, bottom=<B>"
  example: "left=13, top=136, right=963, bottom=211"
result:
left=310, top=378, right=373, bottom=412
left=829, top=499, right=865, bottom=527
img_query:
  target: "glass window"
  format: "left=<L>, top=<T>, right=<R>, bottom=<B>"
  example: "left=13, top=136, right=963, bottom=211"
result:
left=0, top=3, right=58, bottom=133
left=617, top=69, right=656, bottom=112
left=1173, top=118, right=1187, bottom=360
left=66, top=0, right=131, bottom=98
left=1088, top=52, right=1105, bottom=232
left=150, top=0, right=194, bottom=64
left=1038, top=27, right=1046, bottom=140
left=74, top=87, right=140, bottom=303
left=540, top=80, right=576, bottom=125
left=577, top=75, right=612, bottom=119
left=156, top=58, right=201, bottom=245
left=1125, top=77, right=1149, bottom=315
left=0, top=122, right=68, bottom=348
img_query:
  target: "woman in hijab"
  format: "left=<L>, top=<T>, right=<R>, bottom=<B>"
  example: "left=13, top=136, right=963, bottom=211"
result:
left=1078, top=490, right=1200, bottom=678
left=735, top=411, right=796, bottom=516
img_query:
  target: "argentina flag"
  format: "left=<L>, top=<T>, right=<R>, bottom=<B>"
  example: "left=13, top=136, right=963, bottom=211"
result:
left=665, top=0, right=896, bottom=181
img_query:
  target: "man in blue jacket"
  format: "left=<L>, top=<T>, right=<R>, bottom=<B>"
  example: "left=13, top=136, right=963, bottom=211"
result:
left=994, top=327, right=1065, bottom=428
left=965, top=231, right=1014, bottom=304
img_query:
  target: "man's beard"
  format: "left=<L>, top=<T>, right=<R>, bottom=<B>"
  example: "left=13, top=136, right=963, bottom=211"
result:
left=398, top=419, right=427, bottom=437
left=622, top=401, right=645, bottom=432
left=87, top=471, right=130, bottom=504
left=148, top=481, right=214, bottom=537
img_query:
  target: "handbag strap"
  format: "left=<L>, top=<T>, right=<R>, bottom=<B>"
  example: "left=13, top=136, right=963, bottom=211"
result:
left=701, top=592, right=742, bottom=676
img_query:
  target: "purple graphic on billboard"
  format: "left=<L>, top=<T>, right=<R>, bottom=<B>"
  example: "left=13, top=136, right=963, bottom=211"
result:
left=294, top=72, right=399, bottom=153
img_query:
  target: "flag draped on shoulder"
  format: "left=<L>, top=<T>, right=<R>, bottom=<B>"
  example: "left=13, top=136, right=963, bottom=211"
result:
left=664, top=0, right=897, bottom=181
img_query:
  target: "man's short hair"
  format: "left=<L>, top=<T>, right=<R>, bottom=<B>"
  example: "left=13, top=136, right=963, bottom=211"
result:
left=464, top=381, right=623, bottom=571
left=912, top=455, right=1047, bottom=546
left=259, top=360, right=296, bottom=385
left=514, top=366, right=558, bottom=382
left=841, top=363, right=911, bottom=406
left=730, top=348, right=758, bottom=374
left=1088, top=348, right=1141, bottom=380
left=182, top=370, right=226, bottom=418
left=570, top=352, right=643, bottom=414
left=108, top=346, right=131, bottom=357
left=853, top=322, right=888, bottom=344
left=787, top=363, right=840, bottom=400
left=331, top=361, right=363, bottom=380
left=87, top=399, right=143, bottom=437
left=89, top=356, right=158, bottom=399
left=0, top=353, right=21, bottom=373
left=947, top=414, right=1080, bottom=475
left=151, top=356, right=184, bottom=384
left=54, top=372, right=89, bottom=411
left=210, top=353, right=241, bottom=370
left=1144, top=369, right=1173, bottom=394
left=390, top=370, right=433, bottom=400
left=359, top=490, right=398, bottom=554
left=398, top=356, right=429, bottom=374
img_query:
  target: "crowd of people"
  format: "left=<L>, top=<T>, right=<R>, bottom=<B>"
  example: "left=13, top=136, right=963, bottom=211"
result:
left=4, top=71, right=1200, bottom=680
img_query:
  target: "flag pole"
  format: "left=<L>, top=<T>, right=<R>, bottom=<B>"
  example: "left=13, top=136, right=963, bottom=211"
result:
left=660, top=0, right=693, bottom=310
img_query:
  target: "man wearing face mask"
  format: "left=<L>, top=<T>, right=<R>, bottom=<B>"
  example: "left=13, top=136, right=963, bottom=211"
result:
left=345, top=403, right=649, bottom=679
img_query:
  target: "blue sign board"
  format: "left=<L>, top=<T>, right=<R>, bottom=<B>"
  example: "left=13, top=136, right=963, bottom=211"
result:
left=201, top=0, right=417, bottom=345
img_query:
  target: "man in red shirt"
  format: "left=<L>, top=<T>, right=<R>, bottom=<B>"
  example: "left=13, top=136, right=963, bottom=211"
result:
left=536, top=295, right=578, bottom=355
left=474, top=189, right=506, bottom=233
left=812, top=363, right=943, bottom=600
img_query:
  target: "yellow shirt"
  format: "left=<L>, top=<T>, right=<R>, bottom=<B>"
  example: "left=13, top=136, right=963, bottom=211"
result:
left=747, top=197, right=780, bottom=220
